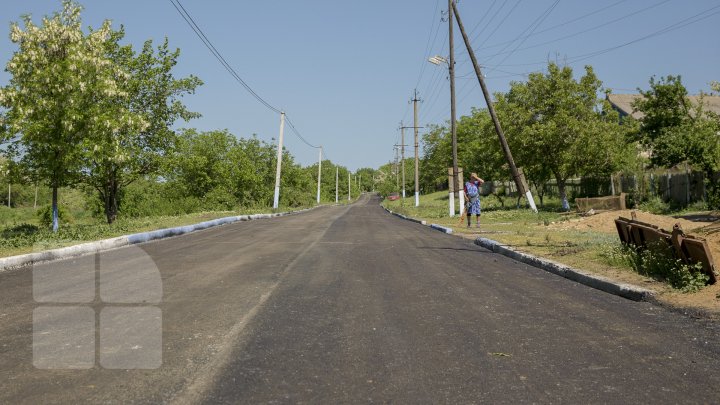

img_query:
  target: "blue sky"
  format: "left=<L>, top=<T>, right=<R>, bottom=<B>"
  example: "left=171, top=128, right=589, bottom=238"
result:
left=1, top=1, right=718, bottom=171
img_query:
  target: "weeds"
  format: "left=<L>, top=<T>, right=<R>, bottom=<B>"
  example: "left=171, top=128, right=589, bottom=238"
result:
left=600, top=241, right=709, bottom=292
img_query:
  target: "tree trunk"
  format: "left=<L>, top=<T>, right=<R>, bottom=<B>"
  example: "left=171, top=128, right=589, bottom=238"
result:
left=52, top=186, right=59, bottom=232
left=104, top=174, right=119, bottom=224
left=557, top=176, right=570, bottom=211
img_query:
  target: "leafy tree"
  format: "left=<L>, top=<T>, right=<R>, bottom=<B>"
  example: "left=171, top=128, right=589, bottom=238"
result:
left=84, top=29, right=202, bottom=224
left=0, top=1, right=139, bottom=230
left=494, top=63, right=632, bottom=210
left=633, top=76, right=720, bottom=207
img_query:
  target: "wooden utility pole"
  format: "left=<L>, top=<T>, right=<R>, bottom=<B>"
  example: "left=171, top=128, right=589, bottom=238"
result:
left=448, top=0, right=460, bottom=217
left=412, top=89, right=421, bottom=207
left=451, top=1, right=537, bottom=212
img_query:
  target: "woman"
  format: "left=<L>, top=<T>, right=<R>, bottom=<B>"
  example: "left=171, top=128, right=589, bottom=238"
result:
left=464, top=172, right=484, bottom=228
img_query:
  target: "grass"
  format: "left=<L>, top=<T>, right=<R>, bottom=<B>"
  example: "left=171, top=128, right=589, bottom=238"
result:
left=0, top=201, right=335, bottom=259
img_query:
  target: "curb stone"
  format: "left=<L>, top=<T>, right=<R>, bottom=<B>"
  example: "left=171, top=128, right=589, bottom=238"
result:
left=474, top=237, right=655, bottom=302
left=430, top=224, right=453, bottom=234
left=380, top=205, right=655, bottom=302
left=0, top=207, right=317, bottom=273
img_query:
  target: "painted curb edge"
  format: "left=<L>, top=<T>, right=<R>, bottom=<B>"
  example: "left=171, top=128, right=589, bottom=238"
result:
left=0, top=207, right=317, bottom=272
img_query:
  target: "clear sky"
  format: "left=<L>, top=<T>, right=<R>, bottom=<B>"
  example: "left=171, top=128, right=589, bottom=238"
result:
left=1, top=1, right=718, bottom=171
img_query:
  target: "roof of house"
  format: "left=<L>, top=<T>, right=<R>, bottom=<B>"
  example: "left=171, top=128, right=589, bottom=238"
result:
left=606, top=93, right=720, bottom=119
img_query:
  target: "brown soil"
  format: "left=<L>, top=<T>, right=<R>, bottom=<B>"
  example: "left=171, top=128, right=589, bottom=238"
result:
left=548, top=209, right=720, bottom=316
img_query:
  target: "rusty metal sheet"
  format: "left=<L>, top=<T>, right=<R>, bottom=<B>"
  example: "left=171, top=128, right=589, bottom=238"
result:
left=682, top=236, right=717, bottom=284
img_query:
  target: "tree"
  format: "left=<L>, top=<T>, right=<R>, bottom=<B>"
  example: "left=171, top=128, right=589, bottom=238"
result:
left=84, top=30, right=202, bottom=223
left=0, top=1, right=138, bottom=230
left=494, top=63, right=631, bottom=210
left=633, top=76, right=720, bottom=207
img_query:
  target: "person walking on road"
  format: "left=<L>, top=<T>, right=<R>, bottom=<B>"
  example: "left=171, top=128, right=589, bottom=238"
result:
left=464, top=173, right=484, bottom=228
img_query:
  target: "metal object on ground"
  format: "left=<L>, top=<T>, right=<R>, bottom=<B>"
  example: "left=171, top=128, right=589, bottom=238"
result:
left=614, top=216, right=717, bottom=284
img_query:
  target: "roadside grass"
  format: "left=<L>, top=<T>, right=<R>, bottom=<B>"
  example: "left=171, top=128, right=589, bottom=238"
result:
left=383, top=190, right=707, bottom=293
left=0, top=201, right=338, bottom=259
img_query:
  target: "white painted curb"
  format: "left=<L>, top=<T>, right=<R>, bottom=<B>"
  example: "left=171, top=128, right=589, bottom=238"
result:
left=0, top=207, right=316, bottom=272
left=429, top=224, right=453, bottom=234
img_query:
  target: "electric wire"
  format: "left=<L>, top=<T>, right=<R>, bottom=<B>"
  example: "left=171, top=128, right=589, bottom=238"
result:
left=169, top=0, right=329, bottom=164
left=168, top=0, right=281, bottom=114
left=479, top=0, right=672, bottom=61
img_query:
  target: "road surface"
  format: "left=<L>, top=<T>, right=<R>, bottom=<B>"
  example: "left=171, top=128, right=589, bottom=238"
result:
left=1, top=193, right=719, bottom=404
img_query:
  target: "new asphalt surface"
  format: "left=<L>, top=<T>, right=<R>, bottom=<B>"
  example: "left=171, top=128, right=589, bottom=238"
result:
left=1, top=193, right=719, bottom=404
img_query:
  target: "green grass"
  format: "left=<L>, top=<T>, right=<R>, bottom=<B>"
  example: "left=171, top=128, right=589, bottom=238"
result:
left=0, top=203, right=324, bottom=259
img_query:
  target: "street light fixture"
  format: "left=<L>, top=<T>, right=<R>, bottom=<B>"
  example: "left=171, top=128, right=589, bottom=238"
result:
left=428, top=55, right=448, bottom=66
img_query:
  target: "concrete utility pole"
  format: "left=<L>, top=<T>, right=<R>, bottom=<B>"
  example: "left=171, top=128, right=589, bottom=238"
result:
left=348, top=172, right=351, bottom=201
left=394, top=146, right=399, bottom=192
left=335, top=166, right=339, bottom=203
left=400, top=122, right=406, bottom=199
left=272, top=112, right=286, bottom=209
left=412, top=89, right=421, bottom=207
left=448, top=0, right=460, bottom=217
left=316, top=147, right=322, bottom=204
left=451, top=1, right=538, bottom=212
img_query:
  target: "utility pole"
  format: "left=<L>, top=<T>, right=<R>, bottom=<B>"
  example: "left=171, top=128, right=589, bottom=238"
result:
left=335, top=166, right=339, bottom=203
left=359, top=174, right=362, bottom=193
left=400, top=122, right=406, bottom=199
left=394, top=146, right=399, bottom=192
left=451, top=1, right=538, bottom=212
left=412, top=89, right=422, bottom=207
left=272, top=112, right=285, bottom=210
left=348, top=172, right=351, bottom=201
left=316, top=147, right=322, bottom=204
left=448, top=0, right=460, bottom=217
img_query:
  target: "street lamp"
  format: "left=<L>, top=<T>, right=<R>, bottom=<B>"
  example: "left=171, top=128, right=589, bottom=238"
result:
left=428, top=55, right=448, bottom=65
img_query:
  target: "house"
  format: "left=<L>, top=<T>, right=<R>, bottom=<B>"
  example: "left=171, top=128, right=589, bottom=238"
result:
left=606, top=93, right=720, bottom=120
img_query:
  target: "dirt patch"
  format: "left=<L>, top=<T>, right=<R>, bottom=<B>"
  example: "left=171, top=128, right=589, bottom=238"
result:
left=544, top=209, right=720, bottom=316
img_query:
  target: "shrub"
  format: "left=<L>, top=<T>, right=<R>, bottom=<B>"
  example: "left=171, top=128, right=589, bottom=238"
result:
left=600, top=241, right=709, bottom=292
left=637, top=196, right=670, bottom=214
left=36, top=205, right=72, bottom=228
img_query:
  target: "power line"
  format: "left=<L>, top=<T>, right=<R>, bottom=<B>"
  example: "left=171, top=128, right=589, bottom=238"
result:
left=479, top=0, right=673, bottom=62
left=168, top=0, right=281, bottom=114
left=479, top=0, right=629, bottom=51
left=489, top=4, right=720, bottom=69
left=484, top=0, right=561, bottom=74
left=169, top=0, right=329, bottom=165
left=284, top=116, right=320, bottom=149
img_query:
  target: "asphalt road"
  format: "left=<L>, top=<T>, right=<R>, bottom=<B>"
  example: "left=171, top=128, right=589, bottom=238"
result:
left=1, top=193, right=719, bottom=404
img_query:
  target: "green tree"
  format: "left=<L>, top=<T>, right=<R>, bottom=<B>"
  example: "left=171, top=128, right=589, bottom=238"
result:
left=633, top=76, right=720, bottom=207
left=84, top=30, right=202, bottom=223
left=0, top=1, right=138, bottom=230
left=494, top=63, right=631, bottom=210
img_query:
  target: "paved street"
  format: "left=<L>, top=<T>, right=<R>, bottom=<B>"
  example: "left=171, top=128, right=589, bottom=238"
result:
left=1, top=193, right=719, bottom=404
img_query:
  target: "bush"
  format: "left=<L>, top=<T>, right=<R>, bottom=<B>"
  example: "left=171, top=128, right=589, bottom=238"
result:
left=636, top=196, right=670, bottom=214
left=600, top=241, right=709, bottom=292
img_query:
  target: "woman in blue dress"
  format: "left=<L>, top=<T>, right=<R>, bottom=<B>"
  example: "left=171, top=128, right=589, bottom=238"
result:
left=464, top=173, right=485, bottom=228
